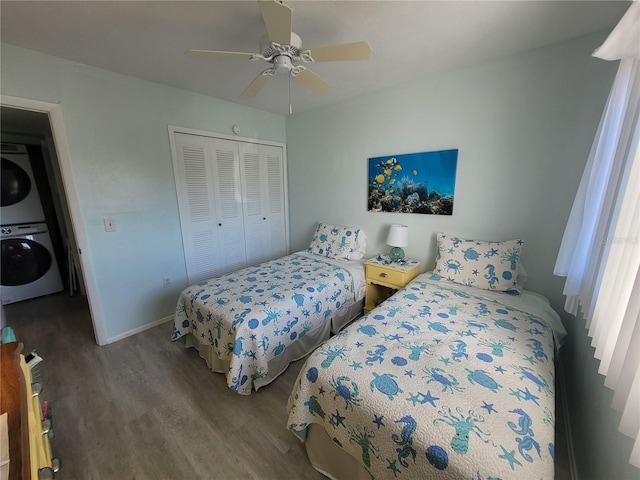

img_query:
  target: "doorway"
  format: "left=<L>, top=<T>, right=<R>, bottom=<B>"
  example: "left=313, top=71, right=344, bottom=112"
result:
left=0, top=95, right=106, bottom=345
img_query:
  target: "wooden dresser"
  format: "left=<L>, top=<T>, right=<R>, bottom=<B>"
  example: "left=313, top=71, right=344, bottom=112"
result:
left=0, top=342, right=59, bottom=480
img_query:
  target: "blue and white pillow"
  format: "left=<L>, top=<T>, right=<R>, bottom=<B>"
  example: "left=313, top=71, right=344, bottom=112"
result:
left=307, top=222, right=366, bottom=260
left=433, top=232, right=524, bottom=292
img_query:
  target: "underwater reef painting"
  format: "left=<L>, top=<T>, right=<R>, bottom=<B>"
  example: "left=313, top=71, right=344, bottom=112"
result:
left=368, top=149, right=458, bottom=215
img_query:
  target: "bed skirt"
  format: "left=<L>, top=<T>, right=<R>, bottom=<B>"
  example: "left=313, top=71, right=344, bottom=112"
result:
left=329, top=297, right=364, bottom=334
left=305, top=424, right=372, bottom=480
left=184, top=298, right=364, bottom=391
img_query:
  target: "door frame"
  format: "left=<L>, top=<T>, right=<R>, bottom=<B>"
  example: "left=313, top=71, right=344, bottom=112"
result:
left=1, top=94, right=107, bottom=345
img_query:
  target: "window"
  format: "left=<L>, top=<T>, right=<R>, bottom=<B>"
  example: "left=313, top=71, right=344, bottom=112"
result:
left=554, top=3, right=640, bottom=467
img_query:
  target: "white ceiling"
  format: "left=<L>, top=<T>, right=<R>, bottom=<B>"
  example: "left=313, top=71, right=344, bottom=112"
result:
left=0, top=0, right=630, bottom=115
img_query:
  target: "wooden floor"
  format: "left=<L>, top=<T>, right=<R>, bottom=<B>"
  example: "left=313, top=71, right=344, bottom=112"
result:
left=4, top=291, right=573, bottom=479
left=5, top=292, right=325, bottom=480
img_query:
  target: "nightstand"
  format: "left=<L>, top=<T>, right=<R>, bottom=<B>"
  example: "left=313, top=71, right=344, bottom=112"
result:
left=364, top=254, right=420, bottom=313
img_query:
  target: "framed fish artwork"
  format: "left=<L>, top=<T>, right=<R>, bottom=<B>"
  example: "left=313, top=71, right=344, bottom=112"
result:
left=368, top=149, right=458, bottom=214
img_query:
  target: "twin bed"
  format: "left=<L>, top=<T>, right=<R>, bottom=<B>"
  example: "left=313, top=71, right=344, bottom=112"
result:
left=173, top=228, right=566, bottom=479
left=287, top=272, right=565, bottom=479
left=172, top=222, right=367, bottom=394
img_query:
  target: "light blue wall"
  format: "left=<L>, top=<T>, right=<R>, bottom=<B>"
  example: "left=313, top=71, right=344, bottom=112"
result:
left=286, top=32, right=613, bottom=309
left=285, top=31, right=639, bottom=479
left=561, top=316, right=640, bottom=479
left=1, top=43, right=286, bottom=340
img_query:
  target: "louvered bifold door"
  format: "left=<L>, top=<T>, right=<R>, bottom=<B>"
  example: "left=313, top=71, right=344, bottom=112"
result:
left=173, top=133, right=222, bottom=284
left=239, top=143, right=268, bottom=266
left=264, top=145, right=287, bottom=259
left=209, top=138, right=247, bottom=275
left=173, top=131, right=287, bottom=284
left=239, top=143, right=287, bottom=266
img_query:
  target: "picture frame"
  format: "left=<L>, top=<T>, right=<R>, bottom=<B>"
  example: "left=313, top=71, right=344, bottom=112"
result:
left=368, top=149, right=458, bottom=215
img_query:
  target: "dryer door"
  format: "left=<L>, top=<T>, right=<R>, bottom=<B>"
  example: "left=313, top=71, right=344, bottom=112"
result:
left=1, top=157, right=32, bottom=206
left=1, top=238, right=53, bottom=286
left=0, top=154, right=45, bottom=225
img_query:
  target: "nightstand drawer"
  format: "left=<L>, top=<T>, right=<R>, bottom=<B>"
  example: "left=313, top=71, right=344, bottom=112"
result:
left=364, top=255, right=421, bottom=313
left=366, top=264, right=406, bottom=287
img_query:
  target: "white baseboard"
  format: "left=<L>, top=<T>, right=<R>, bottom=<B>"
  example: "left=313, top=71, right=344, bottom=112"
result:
left=106, top=315, right=174, bottom=344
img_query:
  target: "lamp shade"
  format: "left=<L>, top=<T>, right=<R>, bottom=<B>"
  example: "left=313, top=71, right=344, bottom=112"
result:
left=386, top=224, right=409, bottom=247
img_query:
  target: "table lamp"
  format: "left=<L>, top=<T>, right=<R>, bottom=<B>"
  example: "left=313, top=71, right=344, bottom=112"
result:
left=386, top=224, right=408, bottom=262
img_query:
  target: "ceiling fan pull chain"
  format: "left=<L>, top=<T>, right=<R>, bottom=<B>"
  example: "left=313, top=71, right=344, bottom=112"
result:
left=289, top=73, right=293, bottom=114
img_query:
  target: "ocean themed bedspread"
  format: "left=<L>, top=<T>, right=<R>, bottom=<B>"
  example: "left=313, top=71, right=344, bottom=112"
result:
left=287, top=273, right=562, bottom=479
left=172, top=252, right=357, bottom=395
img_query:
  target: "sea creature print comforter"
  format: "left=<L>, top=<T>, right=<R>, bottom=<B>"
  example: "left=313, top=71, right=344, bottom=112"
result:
left=288, top=273, right=563, bottom=479
left=172, top=253, right=356, bottom=395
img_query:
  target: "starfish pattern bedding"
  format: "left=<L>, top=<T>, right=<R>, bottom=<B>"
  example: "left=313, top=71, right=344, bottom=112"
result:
left=288, top=273, right=564, bottom=479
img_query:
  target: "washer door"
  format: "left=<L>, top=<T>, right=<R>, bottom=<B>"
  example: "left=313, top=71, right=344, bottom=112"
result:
left=1, top=158, right=32, bottom=207
left=1, top=238, right=52, bottom=286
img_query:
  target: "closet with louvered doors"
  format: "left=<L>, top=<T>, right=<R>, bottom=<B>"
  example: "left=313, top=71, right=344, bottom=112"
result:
left=171, top=129, right=288, bottom=285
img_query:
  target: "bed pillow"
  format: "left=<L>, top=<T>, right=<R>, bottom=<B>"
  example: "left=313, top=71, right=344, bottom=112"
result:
left=516, top=263, right=529, bottom=289
left=433, top=232, right=524, bottom=292
left=307, top=222, right=366, bottom=260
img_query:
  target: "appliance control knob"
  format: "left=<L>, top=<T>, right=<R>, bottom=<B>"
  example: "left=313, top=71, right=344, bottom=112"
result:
left=1, top=228, right=11, bottom=234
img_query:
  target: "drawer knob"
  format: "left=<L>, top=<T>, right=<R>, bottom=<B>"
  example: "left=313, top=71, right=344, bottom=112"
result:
left=379, top=272, right=388, bottom=278
left=32, top=382, right=43, bottom=396
left=41, top=418, right=52, bottom=435
left=38, top=467, right=55, bottom=480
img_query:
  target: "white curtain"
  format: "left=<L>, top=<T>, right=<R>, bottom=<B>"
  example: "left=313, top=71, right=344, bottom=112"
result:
left=554, top=2, right=640, bottom=468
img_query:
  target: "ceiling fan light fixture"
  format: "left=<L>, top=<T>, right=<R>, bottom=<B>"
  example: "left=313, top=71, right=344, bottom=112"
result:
left=187, top=0, right=370, bottom=103
left=273, top=55, right=294, bottom=72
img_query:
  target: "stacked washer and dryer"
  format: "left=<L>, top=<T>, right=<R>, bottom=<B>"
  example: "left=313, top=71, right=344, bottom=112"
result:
left=1, top=143, right=64, bottom=304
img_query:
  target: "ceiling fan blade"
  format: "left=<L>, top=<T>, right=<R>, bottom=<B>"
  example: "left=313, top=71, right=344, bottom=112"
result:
left=259, top=0, right=292, bottom=45
left=307, top=41, right=372, bottom=62
left=185, top=49, right=255, bottom=60
left=239, top=71, right=271, bottom=99
left=294, top=69, right=330, bottom=95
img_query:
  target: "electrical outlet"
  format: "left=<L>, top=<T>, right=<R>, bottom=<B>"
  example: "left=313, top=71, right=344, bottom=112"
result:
left=103, top=217, right=116, bottom=232
left=163, top=277, right=171, bottom=288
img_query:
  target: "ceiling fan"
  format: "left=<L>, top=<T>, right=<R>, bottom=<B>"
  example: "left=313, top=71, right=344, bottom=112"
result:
left=185, top=0, right=371, bottom=109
